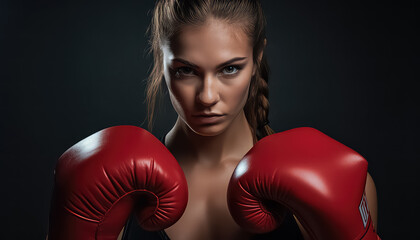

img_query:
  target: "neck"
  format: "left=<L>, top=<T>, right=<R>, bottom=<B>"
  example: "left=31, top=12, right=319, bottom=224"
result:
left=165, top=111, right=254, bottom=166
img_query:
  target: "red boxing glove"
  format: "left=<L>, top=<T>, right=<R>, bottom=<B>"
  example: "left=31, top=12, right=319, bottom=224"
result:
left=48, top=126, right=188, bottom=240
left=227, top=127, right=380, bottom=240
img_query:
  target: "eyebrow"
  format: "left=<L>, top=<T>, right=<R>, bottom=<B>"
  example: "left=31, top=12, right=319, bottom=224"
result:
left=172, top=57, right=248, bottom=69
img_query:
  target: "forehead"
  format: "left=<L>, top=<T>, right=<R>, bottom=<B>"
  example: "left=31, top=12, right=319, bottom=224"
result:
left=165, top=18, right=253, bottom=63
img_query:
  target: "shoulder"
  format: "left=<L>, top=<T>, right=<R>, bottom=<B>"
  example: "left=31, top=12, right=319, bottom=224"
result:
left=365, top=172, right=377, bottom=202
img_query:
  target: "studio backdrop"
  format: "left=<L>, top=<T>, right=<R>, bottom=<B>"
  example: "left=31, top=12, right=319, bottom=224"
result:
left=0, top=0, right=418, bottom=239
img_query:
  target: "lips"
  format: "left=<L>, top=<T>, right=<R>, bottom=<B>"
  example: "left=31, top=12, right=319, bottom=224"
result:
left=192, top=113, right=226, bottom=124
left=193, top=113, right=225, bottom=117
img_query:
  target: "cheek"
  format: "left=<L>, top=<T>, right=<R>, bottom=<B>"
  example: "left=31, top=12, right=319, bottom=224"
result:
left=167, top=79, right=196, bottom=116
left=225, top=75, right=251, bottom=111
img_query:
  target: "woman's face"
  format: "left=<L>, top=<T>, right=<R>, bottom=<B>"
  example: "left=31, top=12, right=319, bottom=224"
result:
left=161, top=18, right=256, bottom=136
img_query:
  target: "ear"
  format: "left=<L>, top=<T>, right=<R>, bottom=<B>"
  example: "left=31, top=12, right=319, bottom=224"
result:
left=253, top=38, right=267, bottom=76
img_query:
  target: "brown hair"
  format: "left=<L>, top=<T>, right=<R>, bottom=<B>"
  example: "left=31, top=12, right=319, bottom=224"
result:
left=146, top=0, right=275, bottom=140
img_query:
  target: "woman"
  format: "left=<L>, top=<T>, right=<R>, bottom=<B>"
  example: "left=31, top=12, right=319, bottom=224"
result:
left=121, top=0, right=378, bottom=239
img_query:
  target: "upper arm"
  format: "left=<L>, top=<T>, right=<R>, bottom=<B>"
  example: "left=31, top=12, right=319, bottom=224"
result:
left=365, top=172, right=378, bottom=231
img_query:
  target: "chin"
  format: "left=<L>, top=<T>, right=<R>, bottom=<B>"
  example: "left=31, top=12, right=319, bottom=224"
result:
left=187, top=122, right=229, bottom=137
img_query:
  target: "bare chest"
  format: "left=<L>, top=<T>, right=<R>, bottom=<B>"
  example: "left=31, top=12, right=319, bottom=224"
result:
left=165, top=161, right=252, bottom=240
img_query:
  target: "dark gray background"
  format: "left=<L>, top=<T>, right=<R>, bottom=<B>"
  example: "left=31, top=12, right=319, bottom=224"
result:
left=1, top=0, right=418, bottom=239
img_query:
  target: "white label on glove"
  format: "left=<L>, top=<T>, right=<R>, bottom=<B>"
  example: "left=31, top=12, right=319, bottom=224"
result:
left=359, top=192, right=369, bottom=228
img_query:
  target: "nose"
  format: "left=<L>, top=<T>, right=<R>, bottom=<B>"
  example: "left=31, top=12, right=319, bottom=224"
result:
left=197, top=74, right=220, bottom=107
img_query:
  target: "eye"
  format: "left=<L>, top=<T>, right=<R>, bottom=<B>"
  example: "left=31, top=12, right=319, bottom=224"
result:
left=175, top=67, right=195, bottom=78
left=222, top=65, right=240, bottom=75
